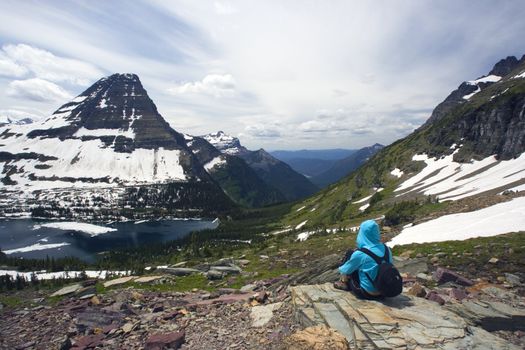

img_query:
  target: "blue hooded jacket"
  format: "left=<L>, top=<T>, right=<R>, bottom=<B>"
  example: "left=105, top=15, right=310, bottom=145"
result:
left=338, top=220, right=392, bottom=293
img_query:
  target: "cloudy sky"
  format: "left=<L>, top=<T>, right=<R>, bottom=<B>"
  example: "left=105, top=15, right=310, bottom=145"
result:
left=0, top=1, right=524, bottom=150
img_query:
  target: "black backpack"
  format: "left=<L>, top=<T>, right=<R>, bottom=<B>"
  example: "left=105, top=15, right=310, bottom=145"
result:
left=359, top=245, right=403, bottom=297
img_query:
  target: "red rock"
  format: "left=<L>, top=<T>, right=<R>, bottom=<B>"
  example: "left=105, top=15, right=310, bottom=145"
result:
left=426, top=291, right=445, bottom=305
left=145, top=331, right=185, bottom=350
left=72, top=333, right=104, bottom=349
left=432, top=267, right=474, bottom=286
left=449, top=288, right=468, bottom=301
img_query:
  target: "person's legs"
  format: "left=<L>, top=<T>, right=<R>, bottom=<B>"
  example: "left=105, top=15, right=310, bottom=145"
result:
left=348, top=271, right=384, bottom=300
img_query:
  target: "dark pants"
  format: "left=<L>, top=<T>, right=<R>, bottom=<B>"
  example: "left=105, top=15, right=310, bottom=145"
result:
left=340, top=249, right=383, bottom=300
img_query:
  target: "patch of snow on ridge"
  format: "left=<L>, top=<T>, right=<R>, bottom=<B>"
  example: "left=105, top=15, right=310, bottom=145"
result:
left=359, top=203, right=370, bottom=211
left=74, top=127, right=135, bottom=139
left=34, top=222, right=116, bottom=237
left=295, top=220, right=308, bottom=230
left=391, top=168, right=404, bottom=178
left=463, top=86, right=481, bottom=100
left=4, top=242, right=71, bottom=254
left=468, top=75, right=501, bottom=84
left=204, top=156, right=226, bottom=172
left=297, top=231, right=314, bottom=242
left=396, top=152, right=525, bottom=201
left=296, top=206, right=306, bottom=212
left=513, top=71, right=525, bottom=79
left=388, top=197, right=525, bottom=247
left=352, top=194, right=373, bottom=204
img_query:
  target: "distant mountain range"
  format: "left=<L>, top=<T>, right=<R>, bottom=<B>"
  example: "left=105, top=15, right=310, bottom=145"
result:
left=284, top=54, right=525, bottom=228
left=310, top=144, right=384, bottom=187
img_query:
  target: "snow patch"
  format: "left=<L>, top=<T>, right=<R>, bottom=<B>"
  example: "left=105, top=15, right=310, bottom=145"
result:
left=33, top=222, right=116, bottom=237
left=359, top=203, right=370, bottom=211
left=3, top=242, right=71, bottom=254
left=388, top=197, right=525, bottom=247
left=296, top=206, right=306, bottom=212
left=204, top=156, right=226, bottom=172
left=512, top=71, right=525, bottom=79
left=468, top=75, right=501, bottom=84
left=396, top=152, right=525, bottom=201
left=390, top=168, right=404, bottom=178
left=295, top=220, right=308, bottom=230
left=352, top=194, right=373, bottom=204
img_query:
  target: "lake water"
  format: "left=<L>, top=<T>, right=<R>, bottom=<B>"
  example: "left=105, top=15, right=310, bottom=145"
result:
left=0, top=218, right=219, bottom=262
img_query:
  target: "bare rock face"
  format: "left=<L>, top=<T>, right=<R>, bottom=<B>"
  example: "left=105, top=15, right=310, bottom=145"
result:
left=291, top=283, right=521, bottom=349
left=285, top=325, right=350, bottom=350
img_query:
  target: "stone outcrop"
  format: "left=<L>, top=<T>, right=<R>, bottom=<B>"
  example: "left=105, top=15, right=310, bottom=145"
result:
left=285, top=325, right=350, bottom=350
left=291, top=283, right=520, bottom=349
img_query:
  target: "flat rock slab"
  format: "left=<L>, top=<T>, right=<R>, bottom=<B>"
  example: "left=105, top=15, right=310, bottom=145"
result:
left=51, top=283, right=83, bottom=297
left=103, top=276, right=137, bottom=288
left=251, top=302, right=282, bottom=327
left=134, top=276, right=164, bottom=283
left=291, top=283, right=519, bottom=349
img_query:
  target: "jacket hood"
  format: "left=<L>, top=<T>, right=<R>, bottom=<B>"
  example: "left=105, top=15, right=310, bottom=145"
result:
left=356, top=219, right=381, bottom=249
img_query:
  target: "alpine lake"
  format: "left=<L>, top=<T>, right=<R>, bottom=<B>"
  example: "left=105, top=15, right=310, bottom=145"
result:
left=0, top=218, right=219, bottom=263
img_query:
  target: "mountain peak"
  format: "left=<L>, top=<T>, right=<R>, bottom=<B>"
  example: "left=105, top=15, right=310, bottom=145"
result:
left=488, top=56, right=523, bottom=76
left=26, top=73, right=187, bottom=152
left=202, top=131, right=249, bottom=155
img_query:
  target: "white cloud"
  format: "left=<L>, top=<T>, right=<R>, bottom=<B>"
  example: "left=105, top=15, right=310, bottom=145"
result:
left=167, top=73, right=236, bottom=97
left=244, top=123, right=281, bottom=138
left=1, top=44, right=103, bottom=86
left=6, top=78, right=72, bottom=102
left=214, top=1, right=238, bottom=15
left=0, top=53, right=28, bottom=77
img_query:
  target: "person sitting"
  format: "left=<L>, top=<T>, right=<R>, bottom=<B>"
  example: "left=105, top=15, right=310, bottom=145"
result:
left=334, top=219, right=402, bottom=299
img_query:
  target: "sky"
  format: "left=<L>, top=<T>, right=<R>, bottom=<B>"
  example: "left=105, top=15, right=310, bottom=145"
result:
left=0, top=1, right=524, bottom=150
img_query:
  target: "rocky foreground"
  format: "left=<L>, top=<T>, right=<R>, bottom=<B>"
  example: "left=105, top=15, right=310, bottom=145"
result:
left=1, top=254, right=525, bottom=349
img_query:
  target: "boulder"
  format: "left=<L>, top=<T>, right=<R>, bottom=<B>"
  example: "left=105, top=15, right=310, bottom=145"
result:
left=285, top=325, right=350, bottom=350
left=394, top=257, right=428, bottom=276
left=433, top=267, right=474, bottom=286
left=449, top=288, right=468, bottom=301
left=426, top=291, right=446, bottom=305
left=206, top=270, right=224, bottom=280
left=51, top=283, right=83, bottom=297
left=156, top=267, right=201, bottom=276
left=251, top=302, right=283, bottom=327
left=407, top=283, right=427, bottom=298
left=145, top=331, right=185, bottom=350
left=209, top=265, right=242, bottom=274
left=505, top=273, right=522, bottom=286
left=240, top=283, right=257, bottom=293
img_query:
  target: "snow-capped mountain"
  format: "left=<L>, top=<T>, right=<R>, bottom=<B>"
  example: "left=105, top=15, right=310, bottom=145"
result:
left=201, top=131, right=319, bottom=201
left=202, top=131, right=249, bottom=156
left=0, top=115, right=35, bottom=126
left=0, top=74, right=232, bottom=219
left=184, top=134, right=285, bottom=207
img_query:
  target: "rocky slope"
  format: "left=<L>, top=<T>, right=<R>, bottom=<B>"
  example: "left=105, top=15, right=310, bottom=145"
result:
left=0, top=74, right=235, bottom=219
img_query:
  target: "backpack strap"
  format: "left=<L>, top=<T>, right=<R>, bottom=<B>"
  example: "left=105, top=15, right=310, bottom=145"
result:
left=358, top=247, right=382, bottom=265
left=358, top=244, right=389, bottom=264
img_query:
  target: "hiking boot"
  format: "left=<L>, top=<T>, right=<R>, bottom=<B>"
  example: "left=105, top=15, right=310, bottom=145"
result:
left=333, top=280, right=349, bottom=291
